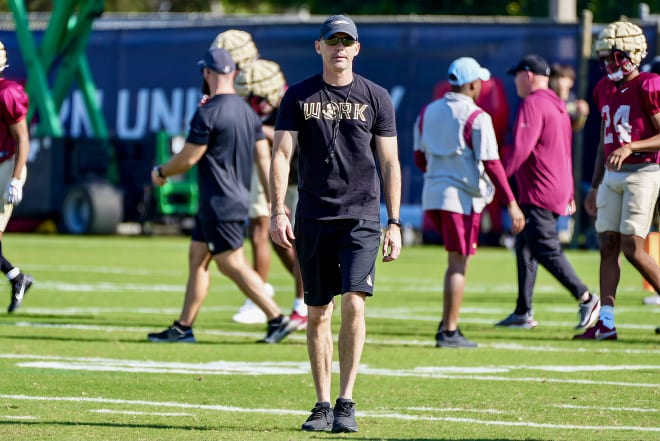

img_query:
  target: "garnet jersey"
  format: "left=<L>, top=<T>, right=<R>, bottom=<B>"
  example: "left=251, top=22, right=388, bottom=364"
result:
left=592, top=72, right=660, bottom=164
left=0, top=78, right=28, bottom=163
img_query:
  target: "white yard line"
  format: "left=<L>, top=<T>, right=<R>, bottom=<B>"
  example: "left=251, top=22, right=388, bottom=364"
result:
left=89, top=409, right=193, bottom=417
left=0, top=394, right=657, bottom=433
left=1, top=354, right=658, bottom=388
left=4, top=321, right=660, bottom=352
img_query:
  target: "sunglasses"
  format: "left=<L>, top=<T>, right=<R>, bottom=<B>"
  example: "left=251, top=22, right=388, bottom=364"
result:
left=323, top=37, right=357, bottom=47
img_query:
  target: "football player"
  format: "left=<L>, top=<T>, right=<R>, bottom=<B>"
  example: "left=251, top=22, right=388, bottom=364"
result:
left=0, top=41, right=33, bottom=313
left=576, top=21, right=660, bottom=340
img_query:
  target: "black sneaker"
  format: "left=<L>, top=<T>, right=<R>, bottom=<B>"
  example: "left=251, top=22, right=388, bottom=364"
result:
left=147, top=322, right=196, bottom=343
left=7, top=273, right=33, bottom=313
left=436, top=329, right=477, bottom=348
left=332, top=398, right=358, bottom=433
left=301, top=402, right=333, bottom=432
left=260, top=315, right=293, bottom=343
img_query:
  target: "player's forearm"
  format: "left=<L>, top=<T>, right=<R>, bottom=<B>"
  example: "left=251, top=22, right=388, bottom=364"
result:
left=626, top=133, right=660, bottom=152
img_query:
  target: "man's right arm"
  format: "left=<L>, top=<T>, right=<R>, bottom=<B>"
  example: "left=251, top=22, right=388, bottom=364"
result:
left=269, top=129, right=297, bottom=248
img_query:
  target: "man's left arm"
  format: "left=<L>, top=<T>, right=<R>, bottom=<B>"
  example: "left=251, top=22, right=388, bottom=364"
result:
left=375, top=135, right=402, bottom=262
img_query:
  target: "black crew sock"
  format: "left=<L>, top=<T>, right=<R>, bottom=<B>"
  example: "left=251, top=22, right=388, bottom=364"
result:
left=174, top=321, right=190, bottom=330
left=268, top=315, right=284, bottom=325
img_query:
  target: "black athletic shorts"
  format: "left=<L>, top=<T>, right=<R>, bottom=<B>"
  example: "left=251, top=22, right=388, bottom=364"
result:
left=192, top=215, right=245, bottom=255
left=294, top=218, right=380, bottom=306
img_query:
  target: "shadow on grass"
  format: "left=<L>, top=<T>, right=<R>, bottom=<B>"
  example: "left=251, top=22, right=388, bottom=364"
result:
left=1, top=333, right=298, bottom=347
left=0, top=419, right=311, bottom=435
left=0, top=421, right=543, bottom=440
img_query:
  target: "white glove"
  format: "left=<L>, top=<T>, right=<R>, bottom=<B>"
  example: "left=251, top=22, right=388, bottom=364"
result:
left=6, top=178, right=23, bottom=205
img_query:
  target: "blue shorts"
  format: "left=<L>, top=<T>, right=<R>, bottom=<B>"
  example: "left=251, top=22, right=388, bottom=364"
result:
left=294, top=218, right=380, bottom=306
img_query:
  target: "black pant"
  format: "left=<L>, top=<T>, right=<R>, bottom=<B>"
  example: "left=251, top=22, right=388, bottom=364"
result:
left=514, top=204, right=588, bottom=315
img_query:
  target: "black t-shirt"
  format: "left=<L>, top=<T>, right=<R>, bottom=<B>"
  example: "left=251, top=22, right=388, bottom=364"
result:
left=186, top=93, right=265, bottom=221
left=264, top=108, right=298, bottom=186
left=276, top=73, right=397, bottom=221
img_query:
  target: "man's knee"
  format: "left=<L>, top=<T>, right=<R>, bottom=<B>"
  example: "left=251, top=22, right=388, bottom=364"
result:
left=599, top=232, right=620, bottom=259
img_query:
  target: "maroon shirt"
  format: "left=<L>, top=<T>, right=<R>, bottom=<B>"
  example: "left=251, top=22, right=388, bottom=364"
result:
left=592, top=72, right=660, bottom=164
left=0, top=78, right=28, bottom=163
left=504, top=88, right=573, bottom=216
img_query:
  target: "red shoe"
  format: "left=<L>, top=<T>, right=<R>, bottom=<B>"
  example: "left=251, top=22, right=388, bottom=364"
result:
left=289, top=311, right=308, bottom=331
left=573, top=320, right=617, bottom=340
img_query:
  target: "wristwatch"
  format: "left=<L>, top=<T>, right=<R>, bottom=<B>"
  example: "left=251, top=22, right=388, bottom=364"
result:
left=153, top=166, right=165, bottom=179
left=387, top=217, right=402, bottom=227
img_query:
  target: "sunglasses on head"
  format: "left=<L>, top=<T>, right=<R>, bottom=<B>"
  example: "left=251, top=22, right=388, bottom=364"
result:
left=323, top=36, right=357, bottom=47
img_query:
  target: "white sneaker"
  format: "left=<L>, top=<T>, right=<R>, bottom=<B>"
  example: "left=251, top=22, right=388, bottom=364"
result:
left=642, top=294, right=660, bottom=305
left=232, top=283, right=274, bottom=324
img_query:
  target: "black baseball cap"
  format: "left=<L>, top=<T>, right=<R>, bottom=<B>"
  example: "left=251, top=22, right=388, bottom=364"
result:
left=507, top=54, right=551, bottom=76
left=196, top=47, right=236, bottom=74
left=319, top=14, right=358, bottom=40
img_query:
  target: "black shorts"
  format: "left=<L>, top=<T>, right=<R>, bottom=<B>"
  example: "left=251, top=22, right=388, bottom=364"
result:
left=192, top=216, right=245, bottom=255
left=294, top=218, right=380, bottom=306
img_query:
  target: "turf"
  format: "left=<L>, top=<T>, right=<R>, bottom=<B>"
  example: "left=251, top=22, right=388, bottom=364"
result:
left=0, top=233, right=658, bottom=440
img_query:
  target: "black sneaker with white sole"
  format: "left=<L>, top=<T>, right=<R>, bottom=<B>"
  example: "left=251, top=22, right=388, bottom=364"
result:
left=332, top=398, right=358, bottom=433
left=260, top=315, right=293, bottom=343
left=301, top=402, right=333, bottom=431
left=147, top=322, right=196, bottom=343
left=7, top=273, right=33, bottom=313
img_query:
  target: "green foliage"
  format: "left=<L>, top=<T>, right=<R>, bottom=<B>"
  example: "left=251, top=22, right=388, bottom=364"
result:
left=0, top=0, right=659, bottom=22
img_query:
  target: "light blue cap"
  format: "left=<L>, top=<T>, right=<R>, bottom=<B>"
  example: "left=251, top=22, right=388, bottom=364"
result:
left=448, top=57, right=491, bottom=86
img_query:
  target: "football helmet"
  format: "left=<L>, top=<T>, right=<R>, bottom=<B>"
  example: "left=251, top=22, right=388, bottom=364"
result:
left=211, top=29, right=259, bottom=70
left=594, top=21, right=647, bottom=81
left=235, top=59, right=286, bottom=115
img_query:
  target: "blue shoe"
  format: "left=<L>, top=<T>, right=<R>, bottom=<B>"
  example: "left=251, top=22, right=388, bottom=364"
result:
left=147, top=322, right=195, bottom=343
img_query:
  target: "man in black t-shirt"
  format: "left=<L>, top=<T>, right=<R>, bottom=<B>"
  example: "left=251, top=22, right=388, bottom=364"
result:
left=270, top=14, right=402, bottom=433
left=147, top=48, right=294, bottom=344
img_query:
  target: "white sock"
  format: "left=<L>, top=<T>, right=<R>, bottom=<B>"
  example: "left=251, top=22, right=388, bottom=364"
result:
left=7, top=268, right=19, bottom=280
left=600, top=305, right=614, bottom=329
left=292, top=298, right=307, bottom=316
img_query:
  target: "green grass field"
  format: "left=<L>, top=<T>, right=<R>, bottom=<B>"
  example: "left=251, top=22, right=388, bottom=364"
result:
left=0, top=233, right=658, bottom=441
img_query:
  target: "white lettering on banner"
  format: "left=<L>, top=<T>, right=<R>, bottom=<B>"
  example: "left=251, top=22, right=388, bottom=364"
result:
left=56, top=86, right=404, bottom=139
left=150, top=88, right=184, bottom=134
left=59, top=91, right=105, bottom=138
left=116, top=87, right=199, bottom=139
left=117, top=88, right=149, bottom=139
